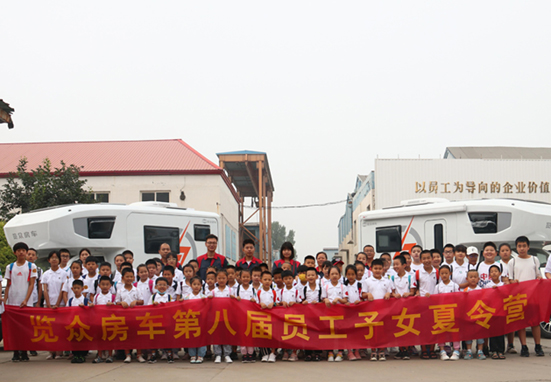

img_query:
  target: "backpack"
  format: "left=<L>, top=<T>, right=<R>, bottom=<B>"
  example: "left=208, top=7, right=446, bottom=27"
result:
left=391, top=274, right=412, bottom=290
left=94, top=293, right=116, bottom=304
left=133, top=279, right=154, bottom=294
left=303, top=285, right=322, bottom=303
left=94, top=273, right=115, bottom=293
left=68, top=297, right=90, bottom=307
left=256, top=288, right=277, bottom=304
left=9, top=261, right=33, bottom=282
left=415, top=269, right=439, bottom=289
left=509, top=256, right=538, bottom=280
left=152, top=293, right=172, bottom=303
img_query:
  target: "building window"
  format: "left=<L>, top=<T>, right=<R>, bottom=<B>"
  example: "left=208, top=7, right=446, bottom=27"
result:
left=91, top=192, right=109, bottom=203
left=141, top=191, right=170, bottom=203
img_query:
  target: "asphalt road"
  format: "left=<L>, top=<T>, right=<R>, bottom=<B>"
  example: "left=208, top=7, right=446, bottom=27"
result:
left=1, top=337, right=550, bottom=382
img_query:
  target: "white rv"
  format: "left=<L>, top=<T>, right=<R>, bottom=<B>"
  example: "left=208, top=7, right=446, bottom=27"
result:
left=358, top=198, right=551, bottom=262
left=3, top=202, right=221, bottom=265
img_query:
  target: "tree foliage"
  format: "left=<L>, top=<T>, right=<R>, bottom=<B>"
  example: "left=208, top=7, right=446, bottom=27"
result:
left=0, top=221, right=16, bottom=274
left=272, top=221, right=296, bottom=252
left=0, top=157, right=95, bottom=220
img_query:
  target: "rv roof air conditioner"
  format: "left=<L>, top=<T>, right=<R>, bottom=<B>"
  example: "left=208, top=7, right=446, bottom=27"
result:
left=400, top=198, right=451, bottom=207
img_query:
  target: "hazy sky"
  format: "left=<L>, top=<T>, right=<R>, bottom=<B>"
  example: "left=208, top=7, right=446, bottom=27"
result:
left=3, top=2, right=551, bottom=261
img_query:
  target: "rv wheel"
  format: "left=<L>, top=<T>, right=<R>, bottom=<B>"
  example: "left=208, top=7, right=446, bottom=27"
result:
left=540, top=318, right=551, bottom=339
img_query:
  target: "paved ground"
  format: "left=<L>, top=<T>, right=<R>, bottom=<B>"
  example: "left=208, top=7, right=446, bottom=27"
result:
left=1, top=337, right=550, bottom=382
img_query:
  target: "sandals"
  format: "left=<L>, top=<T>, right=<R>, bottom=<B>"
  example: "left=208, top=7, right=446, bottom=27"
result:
left=498, top=352, right=506, bottom=359
left=491, top=352, right=499, bottom=359
left=430, top=351, right=438, bottom=359
left=421, top=351, right=430, bottom=359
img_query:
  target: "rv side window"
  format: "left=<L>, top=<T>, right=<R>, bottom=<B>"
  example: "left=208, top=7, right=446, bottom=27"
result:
left=434, top=224, right=444, bottom=253
left=74, top=217, right=116, bottom=239
left=144, top=225, right=179, bottom=254
left=194, top=225, right=211, bottom=241
left=376, top=226, right=401, bottom=253
left=469, top=213, right=498, bottom=234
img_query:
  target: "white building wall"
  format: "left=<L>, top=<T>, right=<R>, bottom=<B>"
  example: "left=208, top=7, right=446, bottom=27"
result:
left=375, top=159, right=551, bottom=209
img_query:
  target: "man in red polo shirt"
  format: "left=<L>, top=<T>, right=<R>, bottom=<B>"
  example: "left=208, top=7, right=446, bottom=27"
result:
left=235, top=239, right=262, bottom=271
left=196, top=234, right=229, bottom=280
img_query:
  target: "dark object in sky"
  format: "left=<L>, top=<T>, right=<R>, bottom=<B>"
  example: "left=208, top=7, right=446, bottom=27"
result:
left=0, top=99, right=14, bottom=129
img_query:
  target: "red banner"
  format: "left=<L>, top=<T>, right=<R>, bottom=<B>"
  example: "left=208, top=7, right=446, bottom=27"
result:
left=3, top=280, right=551, bottom=351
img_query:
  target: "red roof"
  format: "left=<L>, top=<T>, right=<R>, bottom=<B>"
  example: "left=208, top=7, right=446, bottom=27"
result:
left=0, top=139, right=240, bottom=201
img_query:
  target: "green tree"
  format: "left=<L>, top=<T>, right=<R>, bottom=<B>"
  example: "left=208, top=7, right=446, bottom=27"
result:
left=0, top=221, right=16, bottom=274
left=271, top=221, right=296, bottom=252
left=0, top=157, right=95, bottom=220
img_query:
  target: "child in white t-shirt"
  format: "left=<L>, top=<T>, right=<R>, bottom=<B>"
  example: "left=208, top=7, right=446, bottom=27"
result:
left=4, top=242, right=37, bottom=362
left=116, top=268, right=143, bottom=363
left=363, top=259, right=393, bottom=361
left=179, top=264, right=195, bottom=298
left=484, top=265, right=506, bottom=359
left=26, top=248, right=43, bottom=308
left=67, top=279, right=91, bottom=364
left=344, top=265, right=361, bottom=361
left=62, top=261, right=84, bottom=305
left=92, top=275, right=116, bottom=364
left=433, top=265, right=460, bottom=361
left=232, top=269, right=256, bottom=363
left=209, top=270, right=233, bottom=363
left=322, top=266, right=348, bottom=362
left=463, top=270, right=485, bottom=360
left=256, top=271, right=279, bottom=363
left=185, top=277, right=207, bottom=363
left=278, top=270, right=299, bottom=362
left=391, top=255, right=414, bottom=360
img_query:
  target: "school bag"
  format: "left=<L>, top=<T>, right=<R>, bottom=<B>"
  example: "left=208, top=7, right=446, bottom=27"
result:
left=415, top=269, right=439, bottom=289
left=133, top=279, right=154, bottom=294
left=8, top=261, right=33, bottom=282
left=391, top=274, right=412, bottom=289
left=68, top=297, right=90, bottom=307
left=303, top=285, right=322, bottom=302
left=256, top=288, right=277, bottom=303
left=151, top=293, right=172, bottom=303
left=509, top=257, right=538, bottom=280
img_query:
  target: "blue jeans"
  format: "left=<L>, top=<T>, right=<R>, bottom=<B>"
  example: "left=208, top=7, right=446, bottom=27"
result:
left=188, top=346, right=207, bottom=357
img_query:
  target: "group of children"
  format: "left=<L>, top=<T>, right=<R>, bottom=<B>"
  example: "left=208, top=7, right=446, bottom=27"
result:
left=1, top=235, right=545, bottom=364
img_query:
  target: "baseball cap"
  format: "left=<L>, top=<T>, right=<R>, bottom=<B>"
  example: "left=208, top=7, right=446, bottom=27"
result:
left=332, top=258, right=344, bottom=265
left=467, top=246, right=479, bottom=255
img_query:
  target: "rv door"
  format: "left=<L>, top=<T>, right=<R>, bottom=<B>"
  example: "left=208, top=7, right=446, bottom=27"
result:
left=424, top=219, right=446, bottom=253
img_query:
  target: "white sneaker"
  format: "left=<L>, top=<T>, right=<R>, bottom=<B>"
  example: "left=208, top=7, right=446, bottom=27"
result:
left=335, top=354, right=343, bottom=362
left=214, top=355, right=221, bottom=363
left=137, top=355, right=146, bottom=363
left=450, top=351, right=460, bottom=361
left=268, top=353, right=276, bottom=363
left=328, top=353, right=335, bottom=362
left=440, top=351, right=449, bottom=361
left=124, top=355, right=132, bottom=363
left=225, top=355, right=233, bottom=363
left=173, top=353, right=180, bottom=360
left=261, top=355, right=269, bottom=362
left=161, top=352, right=167, bottom=360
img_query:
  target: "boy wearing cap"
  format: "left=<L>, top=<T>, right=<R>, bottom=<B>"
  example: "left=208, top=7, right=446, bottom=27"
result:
left=466, top=247, right=479, bottom=269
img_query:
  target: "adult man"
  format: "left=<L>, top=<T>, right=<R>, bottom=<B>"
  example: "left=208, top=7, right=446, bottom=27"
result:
left=196, top=234, right=229, bottom=280
left=235, top=239, right=262, bottom=271
left=158, top=243, right=172, bottom=266
left=363, top=245, right=375, bottom=269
